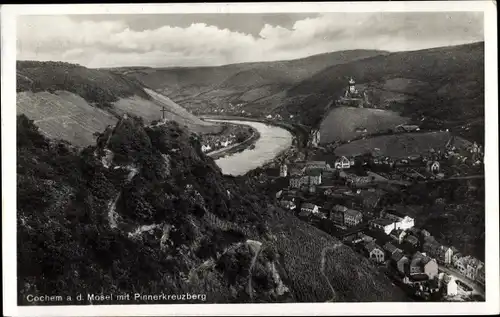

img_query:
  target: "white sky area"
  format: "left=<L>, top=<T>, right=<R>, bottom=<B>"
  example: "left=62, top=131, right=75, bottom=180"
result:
left=16, top=12, right=484, bottom=68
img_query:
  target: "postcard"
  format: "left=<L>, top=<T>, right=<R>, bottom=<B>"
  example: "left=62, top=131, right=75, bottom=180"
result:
left=2, top=1, right=498, bottom=316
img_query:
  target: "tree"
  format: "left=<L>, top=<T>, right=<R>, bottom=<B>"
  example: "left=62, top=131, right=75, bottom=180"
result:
left=235, top=131, right=248, bottom=143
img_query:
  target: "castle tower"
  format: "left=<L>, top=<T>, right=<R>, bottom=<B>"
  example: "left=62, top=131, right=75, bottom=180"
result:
left=348, top=77, right=356, bottom=94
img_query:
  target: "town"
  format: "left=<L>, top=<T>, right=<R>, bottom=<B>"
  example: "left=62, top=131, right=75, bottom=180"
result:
left=247, top=78, right=485, bottom=302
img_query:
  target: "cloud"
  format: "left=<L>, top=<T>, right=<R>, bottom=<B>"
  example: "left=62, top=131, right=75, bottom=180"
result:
left=16, top=12, right=484, bottom=68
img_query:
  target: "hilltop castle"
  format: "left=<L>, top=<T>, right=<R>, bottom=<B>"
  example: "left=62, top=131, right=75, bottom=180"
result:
left=336, top=77, right=369, bottom=108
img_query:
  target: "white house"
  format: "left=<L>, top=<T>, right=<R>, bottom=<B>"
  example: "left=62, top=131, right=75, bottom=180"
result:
left=381, top=208, right=415, bottom=230
left=334, top=156, right=351, bottom=169
left=201, top=144, right=212, bottom=153
left=370, top=218, right=396, bottom=235
left=427, top=161, right=440, bottom=174
left=266, top=114, right=272, bottom=119
left=446, top=277, right=458, bottom=296
left=395, top=216, right=415, bottom=230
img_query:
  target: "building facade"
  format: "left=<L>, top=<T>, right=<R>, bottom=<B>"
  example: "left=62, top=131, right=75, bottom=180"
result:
left=280, top=164, right=288, bottom=177
left=334, top=156, right=351, bottom=169
left=301, top=203, right=319, bottom=215
left=365, top=242, right=385, bottom=263
left=370, top=218, right=396, bottom=235
left=410, top=252, right=438, bottom=280
left=344, top=209, right=363, bottom=227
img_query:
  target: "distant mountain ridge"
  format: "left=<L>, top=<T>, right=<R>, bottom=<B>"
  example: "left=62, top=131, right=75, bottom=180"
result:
left=116, top=49, right=389, bottom=114
left=117, top=42, right=485, bottom=144
left=275, top=42, right=485, bottom=143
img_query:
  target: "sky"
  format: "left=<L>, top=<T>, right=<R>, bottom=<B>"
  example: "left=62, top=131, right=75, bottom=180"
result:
left=16, top=12, right=484, bottom=68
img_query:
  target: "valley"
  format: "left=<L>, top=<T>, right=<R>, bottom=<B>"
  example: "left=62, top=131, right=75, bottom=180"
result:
left=15, top=40, right=485, bottom=305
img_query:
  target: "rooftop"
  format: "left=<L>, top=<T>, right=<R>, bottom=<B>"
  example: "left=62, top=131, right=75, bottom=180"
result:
left=305, top=169, right=322, bottom=177
left=301, top=202, right=317, bottom=210
left=333, top=205, right=348, bottom=212
left=280, top=195, right=295, bottom=202
left=344, top=208, right=362, bottom=218
left=306, top=161, right=327, bottom=166
left=371, top=218, right=395, bottom=226
left=364, top=241, right=381, bottom=253
left=383, top=208, right=407, bottom=219
left=409, top=273, right=429, bottom=282
left=405, top=235, right=419, bottom=244
left=390, top=229, right=405, bottom=237
left=412, top=251, right=434, bottom=265
left=383, top=242, right=399, bottom=254
left=391, top=250, right=405, bottom=262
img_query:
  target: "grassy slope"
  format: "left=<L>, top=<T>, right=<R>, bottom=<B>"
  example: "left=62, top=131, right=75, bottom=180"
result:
left=334, top=131, right=472, bottom=158
left=319, top=107, right=409, bottom=144
left=279, top=42, right=484, bottom=143
left=119, top=50, right=388, bottom=111
left=16, top=61, right=218, bottom=146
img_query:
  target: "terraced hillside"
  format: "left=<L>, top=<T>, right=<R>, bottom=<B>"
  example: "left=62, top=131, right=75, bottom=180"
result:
left=277, top=42, right=485, bottom=144
left=17, top=61, right=219, bottom=146
left=117, top=50, right=388, bottom=115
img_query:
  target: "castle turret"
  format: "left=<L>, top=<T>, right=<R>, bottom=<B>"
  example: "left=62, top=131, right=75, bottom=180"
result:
left=348, top=77, right=356, bottom=94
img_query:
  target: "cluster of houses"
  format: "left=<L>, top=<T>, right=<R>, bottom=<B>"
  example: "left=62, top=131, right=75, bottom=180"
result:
left=329, top=204, right=363, bottom=227
left=201, top=136, right=234, bottom=153
left=394, top=124, right=421, bottom=133
left=266, top=114, right=283, bottom=120
left=422, top=234, right=485, bottom=287
left=344, top=213, right=485, bottom=298
left=272, top=152, right=484, bottom=299
left=201, top=125, right=252, bottom=153
left=283, top=158, right=359, bottom=192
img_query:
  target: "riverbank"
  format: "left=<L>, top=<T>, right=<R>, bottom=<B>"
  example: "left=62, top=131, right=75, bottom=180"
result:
left=201, top=115, right=309, bottom=149
left=205, top=120, right=293, bottom=176
left=208, top=129, right=261, bottom=160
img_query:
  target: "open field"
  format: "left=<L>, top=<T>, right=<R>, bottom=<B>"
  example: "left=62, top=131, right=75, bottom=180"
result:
left=334, top=131, right=471, bottom=158
left=114, top=88, right=219, bottom=134
left=319, top=107, right=409, bottom=144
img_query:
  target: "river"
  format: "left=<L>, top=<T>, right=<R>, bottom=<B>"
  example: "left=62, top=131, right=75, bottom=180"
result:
left=206, top=120, right=293, bottom=176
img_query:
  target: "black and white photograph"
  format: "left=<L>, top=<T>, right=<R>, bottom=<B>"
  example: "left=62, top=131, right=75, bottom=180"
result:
left=2, top=2, right=499, bottom=316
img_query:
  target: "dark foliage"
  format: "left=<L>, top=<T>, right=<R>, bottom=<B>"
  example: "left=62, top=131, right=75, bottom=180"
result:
left=16, top=114, right=280, bottom=305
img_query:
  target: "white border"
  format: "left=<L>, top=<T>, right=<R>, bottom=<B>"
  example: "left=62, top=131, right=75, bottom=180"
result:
left=2, top=2, right=498, bottom=316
